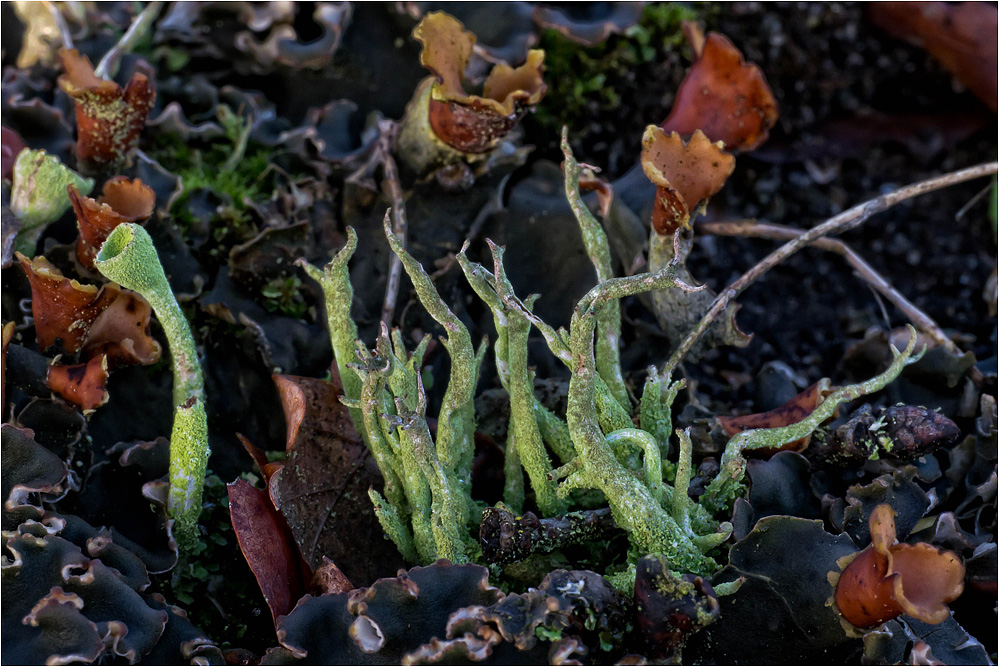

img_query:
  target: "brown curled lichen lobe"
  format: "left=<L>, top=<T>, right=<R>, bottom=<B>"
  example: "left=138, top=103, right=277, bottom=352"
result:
left=416, top=12, right=545, bottom=153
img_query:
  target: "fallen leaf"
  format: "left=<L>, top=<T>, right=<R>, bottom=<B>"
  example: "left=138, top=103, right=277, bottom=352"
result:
left=237, top=433, right=284, bottom=486
left=228, top=479, right=311, bottom=626
left=662, top=22, right=779, bottom=153
left=311, top=556, right=353, bottom=595
left=869, top=2, right=998, bottom=111
left=269, top=374, right=405, bottom=585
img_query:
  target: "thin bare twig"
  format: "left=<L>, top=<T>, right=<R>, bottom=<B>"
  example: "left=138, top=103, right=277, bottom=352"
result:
left=661, top=161, right=999, bottom=380
left=378, top=120, right=408, bottom=327
left=43, top=0, right=74, bottom=50
left=954, top=181, right=995, bottom=222
left=94, top=1, right=164, bottom=79
left=697, top=220, right=956, bottom=352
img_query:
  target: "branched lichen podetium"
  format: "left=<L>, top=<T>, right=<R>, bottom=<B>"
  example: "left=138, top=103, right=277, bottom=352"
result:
left=303, top=132, right=924, bottom=584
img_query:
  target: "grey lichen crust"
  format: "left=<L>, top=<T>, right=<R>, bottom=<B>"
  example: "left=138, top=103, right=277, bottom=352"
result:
left=303, top=134, right=920, bottom=581
left=95, top=223, right=208, bottom=553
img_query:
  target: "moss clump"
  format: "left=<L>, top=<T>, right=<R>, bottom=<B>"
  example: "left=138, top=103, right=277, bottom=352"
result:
left=149, top=104, right=308, bottom=309
left=531, top=3, right=698, bottom=158
left=260, top=275, right=310, bottom=318
left=151, top=106, right=279, bottom=247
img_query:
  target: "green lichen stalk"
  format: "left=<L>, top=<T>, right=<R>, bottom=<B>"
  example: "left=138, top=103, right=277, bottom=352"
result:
left=561, top=129, right=629, bottom=410
left=299, top=134, right=924, bottom=583
left=306, top=216, right=483, bottom=564
left=297, top=230, right=364, bottom=422
left=700, top=326, right=924, bottom=513
left=383, top=212, right=483, bottom=529
left=94, top=223, right=207, bottom=552
left=556, top=268, right=730, bottom=576
left=457, top=242, right=566, bottom=516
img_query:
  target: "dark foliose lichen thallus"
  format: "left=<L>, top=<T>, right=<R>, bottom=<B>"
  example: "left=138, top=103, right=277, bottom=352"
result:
left=396, top=11, right=546, bottom=175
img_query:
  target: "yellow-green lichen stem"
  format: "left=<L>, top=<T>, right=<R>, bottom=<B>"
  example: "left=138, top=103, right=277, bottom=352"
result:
left=298, top=229, right=364, bottom=424
left=564, top=268, right=718, bottom=576
left=94, top=223, right=207, bottom=553
left=673, top=429, right=695, bottom=531
left=700, top=326, right=924, bottom=513
left=384, top=212, right=478, bottom=527
left=458, top=243, right=565, bottom=515
left=605, top=428, right=664, bottom=506
left=561, top=128, right=629, bottom=410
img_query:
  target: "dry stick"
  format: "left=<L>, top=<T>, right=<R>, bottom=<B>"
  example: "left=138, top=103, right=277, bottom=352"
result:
left=697, top=220, right=956, bottom=352
left=94, top=1, right=164, bottom=79
left=378, top=120, right=408, bottom=326
left=661, top=161, right=999, bottom=381
left=43, top=0, right=74, bottom=50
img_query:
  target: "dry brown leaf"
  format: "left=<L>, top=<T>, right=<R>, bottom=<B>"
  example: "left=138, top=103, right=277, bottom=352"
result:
left=662, top=23, right=778, bottom=153
left=269, top=375, right=405, bottom=585
left=228, top=479, right=312, bottom=627
left=716, top=380, right=834, bottom=456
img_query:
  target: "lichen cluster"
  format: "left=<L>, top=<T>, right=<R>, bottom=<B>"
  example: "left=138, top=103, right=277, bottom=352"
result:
left=303, top=130, right=923, bottom=580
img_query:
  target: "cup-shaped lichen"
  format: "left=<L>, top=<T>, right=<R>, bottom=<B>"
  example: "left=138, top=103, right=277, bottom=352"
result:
left=94, top=223, right=208, bottom=552
left=9, top=149, right=94, bottom=255
left=69, top=177, right=155, bottom=270
left=832, top=504, right=965, bottom=629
